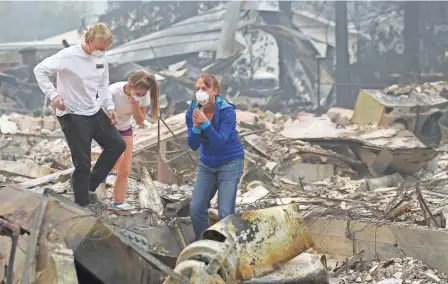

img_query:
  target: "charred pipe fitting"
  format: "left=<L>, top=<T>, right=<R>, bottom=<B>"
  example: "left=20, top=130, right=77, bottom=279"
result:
left=0, top=218, right=21, bottom=237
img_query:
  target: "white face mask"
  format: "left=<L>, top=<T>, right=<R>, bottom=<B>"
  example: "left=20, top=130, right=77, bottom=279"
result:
left=195, top=90, right=210, bottom=106
left=133, top=95, right=144, bottom=103
left=91, top=50, right=105, bottom=58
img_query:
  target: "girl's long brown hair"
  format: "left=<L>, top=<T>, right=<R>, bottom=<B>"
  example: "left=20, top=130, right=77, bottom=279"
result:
left=128, top=70, right=160, bottom=118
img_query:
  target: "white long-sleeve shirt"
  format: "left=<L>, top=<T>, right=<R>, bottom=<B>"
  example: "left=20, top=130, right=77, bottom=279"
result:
left=106, top=82, right=151, bottom=131
left=33, top=44, right=114, bottom=117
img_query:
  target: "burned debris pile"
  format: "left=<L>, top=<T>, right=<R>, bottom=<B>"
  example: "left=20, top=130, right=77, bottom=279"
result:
left=2, top=89, right=448, bottom=282
left=3, top=2, right=448, bottom=283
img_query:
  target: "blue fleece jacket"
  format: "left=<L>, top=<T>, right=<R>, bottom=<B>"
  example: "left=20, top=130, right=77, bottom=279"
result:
left=186, top=96, right=245, bottom=168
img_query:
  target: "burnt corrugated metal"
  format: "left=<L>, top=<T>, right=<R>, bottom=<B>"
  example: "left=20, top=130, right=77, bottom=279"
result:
left=107, top=8, right=228, bottom=64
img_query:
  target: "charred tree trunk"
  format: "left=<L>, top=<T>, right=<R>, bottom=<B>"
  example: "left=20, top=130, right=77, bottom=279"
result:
left=335, top=1, right=351, bottom=108
left=403, top=1, right=421, bottom=83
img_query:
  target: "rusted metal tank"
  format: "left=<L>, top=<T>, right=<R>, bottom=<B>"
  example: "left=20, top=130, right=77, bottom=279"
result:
left=201, top=204, right=314, bottom=281
left=163, top=204, right=316, bottom=283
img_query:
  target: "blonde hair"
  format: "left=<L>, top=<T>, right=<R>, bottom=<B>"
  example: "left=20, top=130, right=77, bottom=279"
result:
left=85, top=22, right=113, bottom=44
left=128, top=70, right=160, bottom=118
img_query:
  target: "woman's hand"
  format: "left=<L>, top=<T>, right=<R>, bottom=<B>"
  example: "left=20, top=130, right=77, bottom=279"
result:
left=192, top=110, right=201, bottom=127
left=193, top=108, right=207, bottom=124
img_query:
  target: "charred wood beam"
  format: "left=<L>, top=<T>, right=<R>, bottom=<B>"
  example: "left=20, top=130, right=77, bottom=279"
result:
left=335, top=1, right=351, bottom=108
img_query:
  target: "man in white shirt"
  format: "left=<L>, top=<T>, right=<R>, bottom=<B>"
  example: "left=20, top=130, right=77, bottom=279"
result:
left=33, top=23, right=126, bottom=207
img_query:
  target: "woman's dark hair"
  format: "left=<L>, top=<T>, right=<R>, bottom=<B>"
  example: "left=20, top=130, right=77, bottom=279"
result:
left=128, top=70, right=160, bottom=118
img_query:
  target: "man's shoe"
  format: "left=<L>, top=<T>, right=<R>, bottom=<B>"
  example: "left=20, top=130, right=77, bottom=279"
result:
left=89, top=191, right=108, bottom=208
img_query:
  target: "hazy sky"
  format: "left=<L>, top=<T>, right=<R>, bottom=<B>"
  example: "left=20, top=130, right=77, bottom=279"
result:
left=91, top=0, right=108, bottom=15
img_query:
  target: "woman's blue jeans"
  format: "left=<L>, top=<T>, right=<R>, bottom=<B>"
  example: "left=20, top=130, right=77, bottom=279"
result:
left=190, top=158, right=244, bottom=240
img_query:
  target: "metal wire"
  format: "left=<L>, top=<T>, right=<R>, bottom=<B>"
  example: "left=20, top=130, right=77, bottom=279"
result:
left=159, top=116, right=196, bottom=164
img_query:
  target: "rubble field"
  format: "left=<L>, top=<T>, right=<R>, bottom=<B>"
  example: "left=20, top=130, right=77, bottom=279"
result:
left=1, top=0, right=448, bottom=279
left=2, top=82, right=448, bottom=283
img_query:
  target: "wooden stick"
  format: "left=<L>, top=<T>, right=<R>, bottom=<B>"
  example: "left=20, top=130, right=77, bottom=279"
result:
left=385, top=202, right=413, bottom=220
left=416, top=182, right=440, bottom=228
left=19, top=161, right=96, bottom=189
left=139, top=165, right=164, bottom=215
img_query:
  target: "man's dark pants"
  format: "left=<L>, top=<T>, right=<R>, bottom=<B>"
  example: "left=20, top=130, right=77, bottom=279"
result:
left=58, top=110, right=126, bottom=206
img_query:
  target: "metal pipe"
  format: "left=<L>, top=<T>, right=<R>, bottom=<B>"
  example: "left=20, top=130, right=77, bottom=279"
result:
left=157, top=115, right=161, bottom=151
left=166, top=150, right=193, bottom=163
left=335, top=0, right=350, bottom=107
left=21, top=192, right=48, bottom=284
left=316, top=56, right=321, bottom=114
left=160, top=116, right=196, bottom=164
left=6, top=236, right=18, bottom=284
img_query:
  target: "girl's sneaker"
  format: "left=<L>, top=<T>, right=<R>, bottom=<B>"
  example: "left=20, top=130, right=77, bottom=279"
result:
left=112, top=201, right=133, bottom=211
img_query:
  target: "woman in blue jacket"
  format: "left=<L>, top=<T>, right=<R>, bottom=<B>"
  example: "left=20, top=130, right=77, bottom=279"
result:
left=186, top=73, right=245, bottom=240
